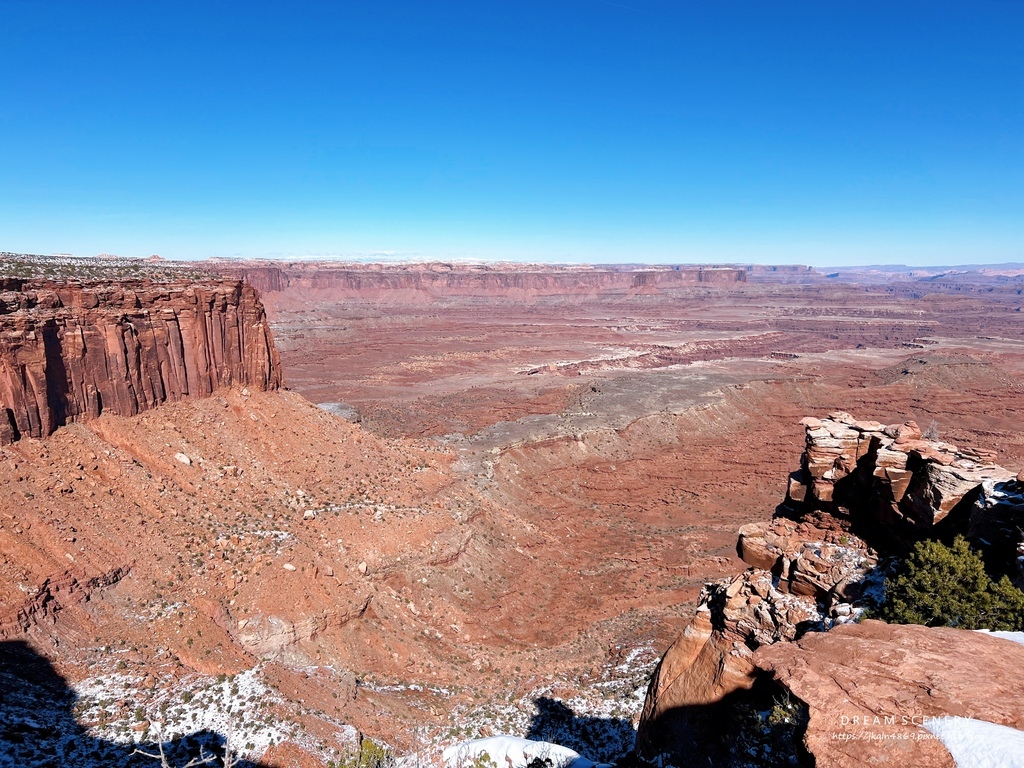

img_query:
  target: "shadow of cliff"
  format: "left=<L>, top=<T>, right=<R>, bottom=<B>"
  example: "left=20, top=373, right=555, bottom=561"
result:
left=634, top=676, right=813, bottom=768
left=525, top=697, right=636, bottom=763
left=0, top=640, right=269, bottom=768
left=41, top=324, right=71, bottom=429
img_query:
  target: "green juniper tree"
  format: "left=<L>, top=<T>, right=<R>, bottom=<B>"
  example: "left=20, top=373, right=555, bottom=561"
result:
left=883, top=536, right=1024, bottom=631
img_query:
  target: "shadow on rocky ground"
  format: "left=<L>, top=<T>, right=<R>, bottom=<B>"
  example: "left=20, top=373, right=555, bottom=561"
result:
left=0, top=640, right=268, bottom=768
left=525, top=697, right=636, bottom=764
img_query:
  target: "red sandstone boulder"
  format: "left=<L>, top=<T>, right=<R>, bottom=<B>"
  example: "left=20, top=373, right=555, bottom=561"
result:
left=754, top=620, right=1024, bottom=767
left=737, top=518, right=877, bottom=602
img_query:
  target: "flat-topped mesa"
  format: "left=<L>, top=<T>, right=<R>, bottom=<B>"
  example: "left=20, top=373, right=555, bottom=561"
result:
left=0, top=278, right=281, bottom=444
left=784, top=410, right=1015, bottom=540
left=215, top=261, right=749, bottom=300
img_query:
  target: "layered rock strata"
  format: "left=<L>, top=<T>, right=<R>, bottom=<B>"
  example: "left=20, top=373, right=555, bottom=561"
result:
left=0, top=279, right=281, bottom=443
left=224, top=262, right=748, bottom=299
left=786, top=411, right=1014, bottom=539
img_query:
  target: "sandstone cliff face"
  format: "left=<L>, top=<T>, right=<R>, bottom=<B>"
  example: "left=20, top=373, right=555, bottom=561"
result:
left=0, top=279, right=281, bottom=443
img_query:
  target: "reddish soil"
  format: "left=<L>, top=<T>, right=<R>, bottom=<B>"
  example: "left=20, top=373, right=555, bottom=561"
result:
left=2, top=261, right=1024, bottom=763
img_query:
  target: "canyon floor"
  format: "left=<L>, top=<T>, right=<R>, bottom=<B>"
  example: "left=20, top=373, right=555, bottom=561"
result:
left=2, top=261, right=1024, bottom=766
left=261, top=266, right=1024, bottom=752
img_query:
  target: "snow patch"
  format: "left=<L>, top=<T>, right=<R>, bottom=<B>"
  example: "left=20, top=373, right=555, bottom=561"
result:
left=442, top=736, right=612, bottom=768
left=974, top=630, right=1024, bottom=648
left=924, top=718, right=1024, bottom=767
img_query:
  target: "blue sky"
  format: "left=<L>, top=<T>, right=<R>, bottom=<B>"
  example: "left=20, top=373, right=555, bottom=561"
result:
left=1, top=1, right=1021, bottom=265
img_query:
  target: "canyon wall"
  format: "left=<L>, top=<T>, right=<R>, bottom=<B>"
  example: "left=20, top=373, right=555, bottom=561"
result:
left=223, top=262, right=748, bottom=299
left=0, top=278, right=281, bottom=443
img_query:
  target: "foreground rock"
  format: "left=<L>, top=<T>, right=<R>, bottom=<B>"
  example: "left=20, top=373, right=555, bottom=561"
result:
left=634, top=559, right=863, bottom=765
left=637, top=515, right=877, bottom=763
left=755, top=620, right=1024, bottom=767
left=637, top=413, right=1024, bottom=767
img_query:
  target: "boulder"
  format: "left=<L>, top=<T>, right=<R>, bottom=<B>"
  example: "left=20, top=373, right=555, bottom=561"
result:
left=754, top=620, right=1024, bottom=767
left=737, top=519, right=876, bottom=603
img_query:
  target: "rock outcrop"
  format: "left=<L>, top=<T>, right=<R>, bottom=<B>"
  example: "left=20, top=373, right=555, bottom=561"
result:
left=637, top=413, right=1024, bottom=766
left=755, top=620, right=1024, bottom=767
left=736, top=518, right=877, bottom=606
left=785, top=411, right=1013, bottom=541
left=635, top=570, right=822, bottom=763
left=635, top=529, right=873, bottom=766
left=0, top=278, right=281, bottom=443
left=970, top=477, right=1024, bottom=589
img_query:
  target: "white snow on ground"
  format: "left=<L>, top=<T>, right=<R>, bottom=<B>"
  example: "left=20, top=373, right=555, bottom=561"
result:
left=71, top=663, right=359, bottom=764
left=442, top=736, right=612, bottom=768
left=924, top=718, right=1024, bottom=767
left=73, top=666, right=293, bottom=756
left=973, top=630, right=1024, bottom=648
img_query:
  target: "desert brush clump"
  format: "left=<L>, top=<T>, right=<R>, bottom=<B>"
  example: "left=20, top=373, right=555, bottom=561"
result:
left=882, top=536, right=1024, bottom=631
left=720, top=686, right=810, bottom=768
left=329, top=737, right=395, bottom=768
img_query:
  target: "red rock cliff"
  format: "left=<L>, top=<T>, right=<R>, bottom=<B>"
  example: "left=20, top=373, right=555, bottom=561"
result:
left=0, top=278, right=281, bottom=443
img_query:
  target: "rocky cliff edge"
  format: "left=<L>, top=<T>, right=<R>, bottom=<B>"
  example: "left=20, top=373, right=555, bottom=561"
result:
left=0, top=278, right=282, bottom=443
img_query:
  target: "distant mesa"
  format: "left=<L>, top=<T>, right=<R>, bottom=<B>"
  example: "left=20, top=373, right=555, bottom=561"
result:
left=212, top=261, right=764, bottom=301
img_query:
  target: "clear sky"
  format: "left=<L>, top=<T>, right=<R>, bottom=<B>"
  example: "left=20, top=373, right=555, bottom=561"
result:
left=1, top=1, right=1021, bottom=266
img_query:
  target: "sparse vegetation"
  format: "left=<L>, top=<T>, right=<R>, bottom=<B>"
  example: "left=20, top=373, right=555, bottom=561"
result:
left=725, top=687, right=810, bottom=768
left=0, top=252, right=214, bottom=282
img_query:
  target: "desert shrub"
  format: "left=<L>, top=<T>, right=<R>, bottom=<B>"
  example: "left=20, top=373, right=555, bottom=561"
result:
left=471, top=754, right=498, bottom=768
left=357, top=738, right=394, bottom=768
left=882, top=536, right=1024, bottom=630
left=726, top=687, right=810, bottom=767
left=333, top=739, right=392, bottom=768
